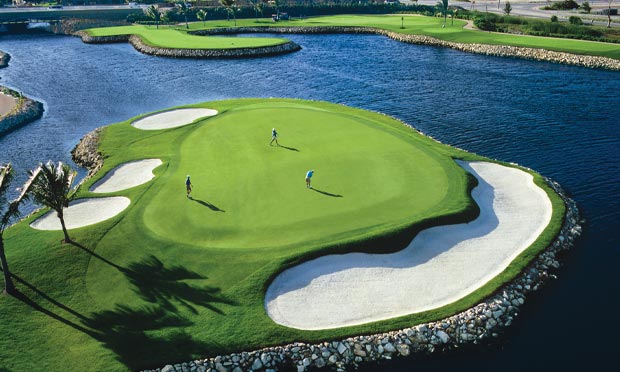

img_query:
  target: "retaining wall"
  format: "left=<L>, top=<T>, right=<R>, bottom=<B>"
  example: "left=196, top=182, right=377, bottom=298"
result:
left=0, top=87, right=44, bottom=136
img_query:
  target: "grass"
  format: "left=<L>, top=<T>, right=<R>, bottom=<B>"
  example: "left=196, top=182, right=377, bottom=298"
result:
left=0, top=98, right=565, bottom=372
left=84, top=14, right=620, bottom=59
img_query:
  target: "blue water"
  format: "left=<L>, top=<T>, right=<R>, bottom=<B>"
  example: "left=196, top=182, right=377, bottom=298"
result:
left=1, top=32, right=619, bottom=370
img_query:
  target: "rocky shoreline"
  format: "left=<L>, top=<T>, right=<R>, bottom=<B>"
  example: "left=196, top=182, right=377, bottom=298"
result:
left=71, top=127, right=104, bottom=178
left=75, top=31, right=302, bottom=59
left=0, top=50, right=9, bottom=69
left=193, top=26, right=620, bottom=71
left=0, top=86, right=44, bottom=136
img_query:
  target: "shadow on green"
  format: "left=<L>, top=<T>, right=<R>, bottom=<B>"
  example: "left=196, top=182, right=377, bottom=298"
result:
left=190, top=197, right=225, bottom=212
left=9, top=248, right=236, bottom=370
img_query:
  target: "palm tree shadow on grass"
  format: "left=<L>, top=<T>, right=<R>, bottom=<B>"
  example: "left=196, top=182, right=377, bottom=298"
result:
left=312, top=188, right=343, bottom=198
left=83, top=304, right=213, bottom=371
left=123, top=255, right=236, bottom=315
left=190, top=198, right=225, bottom=212
left=8, top=258, right=228, bottom=370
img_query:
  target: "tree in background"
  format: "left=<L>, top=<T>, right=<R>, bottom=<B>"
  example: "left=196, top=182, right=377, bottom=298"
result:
left=145, top=4, right=162, bottom=29
left=197, top=8, right=208, bottom=27
left=0, top=163, right=39, bottom=295
left=249, top=0, right=264, bottom=22
left=581, top=1, right=591, bottom=14
left=28, top=161, right=77, bottom=244
left=176, top=1, right=191, bottom=29
left=220, top=0, right=238, bottom=26
left=504, top=1, right=512, bottom=15
left=436, top=0, right=449, bottom=27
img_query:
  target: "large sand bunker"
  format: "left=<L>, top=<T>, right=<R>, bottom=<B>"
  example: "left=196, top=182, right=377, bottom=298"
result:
left=90, top=159, right=162, bottom=193
left=265, top=161, right=552, bottom=330
left=131, top=108, right=218, bottom=130
left=30, top=197, right=131, bottom=231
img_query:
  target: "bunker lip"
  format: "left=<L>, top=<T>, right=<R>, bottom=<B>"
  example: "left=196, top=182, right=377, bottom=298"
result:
left=131, top=108, right=218, bottom=130
left=90, top=159, right=163, bottom=193
left=29, top=197, right=131, bottom=231
left=265, top=160, right=553, bottom=330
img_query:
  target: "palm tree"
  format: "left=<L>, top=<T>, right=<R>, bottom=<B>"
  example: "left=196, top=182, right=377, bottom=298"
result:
left=145, top=4, right=162, bottom=30
left=436, top=0, right=449, bottom=28
left=196, top=8, right=207, bottom=27
left=220, top=0, right=237, bottom=26
left=249, top=0, right=263, bottom=22
left=0, top=163, right=39, bottom=295
left=176, top=1, right=190, bottom=29
left=29, top=161, right=77, bottom=244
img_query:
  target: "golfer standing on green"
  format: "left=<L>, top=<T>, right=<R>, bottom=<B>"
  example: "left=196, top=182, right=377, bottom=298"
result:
left=270, top=128, right=279, bottom=146
left=186, top=175, right=192, bottom=198
left=305, top=170, right=314, bottom=189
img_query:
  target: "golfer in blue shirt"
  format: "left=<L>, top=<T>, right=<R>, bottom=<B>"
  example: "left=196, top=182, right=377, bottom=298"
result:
left=305, top=170, right=314, bottom=189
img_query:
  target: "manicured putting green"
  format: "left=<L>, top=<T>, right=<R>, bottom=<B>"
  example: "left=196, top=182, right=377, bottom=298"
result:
left=142, top=101, right=453, bottom=249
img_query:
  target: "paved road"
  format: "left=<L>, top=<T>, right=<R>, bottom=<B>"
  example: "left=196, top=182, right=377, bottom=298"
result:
left=408, top=0, right=619, bottom=26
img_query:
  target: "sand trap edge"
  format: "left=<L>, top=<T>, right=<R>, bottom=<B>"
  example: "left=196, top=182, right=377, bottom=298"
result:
left=131, top=108, right=218, bottom=130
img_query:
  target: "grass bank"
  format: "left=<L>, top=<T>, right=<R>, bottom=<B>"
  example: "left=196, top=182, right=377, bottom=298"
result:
left=84, top=14, right=620, bottom=60
left=0, top=99, right=564, bottom=372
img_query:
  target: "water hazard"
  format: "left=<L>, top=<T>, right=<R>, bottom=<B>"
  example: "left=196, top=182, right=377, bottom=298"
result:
left=1, top=31, right=619, bottom=370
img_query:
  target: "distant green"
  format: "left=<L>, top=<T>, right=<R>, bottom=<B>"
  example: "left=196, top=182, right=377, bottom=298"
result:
left=0, top=99, right=565, bottom=372
left=85, top=14, right=620, bottom=59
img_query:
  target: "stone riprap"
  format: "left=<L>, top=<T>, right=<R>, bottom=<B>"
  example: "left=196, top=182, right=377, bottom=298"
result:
left=193, top=26, right=620, bottom=71
left=71, top=127, right=104, bottom=178
left=0, top=50, right=9, bottom=68
left=144, top=176, right=581, bottom=372
left=0, top=86, right=44, bottom=137
left=75, top=31, right=301, bottom=59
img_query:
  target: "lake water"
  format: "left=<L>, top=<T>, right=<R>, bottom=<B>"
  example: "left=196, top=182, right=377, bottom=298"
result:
left=0, top=32, right=619, bottom=370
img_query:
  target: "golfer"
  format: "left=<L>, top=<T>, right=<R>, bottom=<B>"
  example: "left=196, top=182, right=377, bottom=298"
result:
left=270, top=128, right=279, bottom=146
left=305, top=170, right=314, bottom=189
left=186, top=175, right=192, bottom=198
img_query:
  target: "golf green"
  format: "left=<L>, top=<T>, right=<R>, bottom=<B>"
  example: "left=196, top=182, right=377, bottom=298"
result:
left=143, top=101, right=459, bottom=249
left=0, top=99, right=565, bottom=372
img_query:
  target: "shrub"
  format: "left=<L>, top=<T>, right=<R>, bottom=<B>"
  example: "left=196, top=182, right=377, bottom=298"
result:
left=550, top=15, right=559, bottom=22
left=474, top=16, right=496, bottom=31
left=549, top=0, right=580, bottom=10
left=569, top=15, right=583, bottom=25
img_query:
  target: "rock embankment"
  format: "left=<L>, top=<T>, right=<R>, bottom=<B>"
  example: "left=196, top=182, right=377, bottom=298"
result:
left=74, top=31, right=301, bottom=59
left=0, top=87, right=44, bottom=136
left=71, top=127, right=104, bottom=178
left=144, top=177, right=581, bottom=372
left=51, top=18, right=128, bottom=35
left=0, top=50, right=9, bottom=68
left=195, top=26, right=620, bottom=71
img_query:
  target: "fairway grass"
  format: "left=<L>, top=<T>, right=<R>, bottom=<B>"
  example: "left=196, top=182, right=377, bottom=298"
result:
left=0, top=99, right=565, bottom=372
left=85, top=15, right=620, bottom=60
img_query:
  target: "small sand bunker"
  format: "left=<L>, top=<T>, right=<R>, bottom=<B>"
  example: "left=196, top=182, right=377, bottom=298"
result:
left=131, top=108, right=218, bottom=130
left=30, top=197, right=131, bottom=231
left=265, top=161, right=553, bottom=330
left=90, top=159, right=162, bottom=193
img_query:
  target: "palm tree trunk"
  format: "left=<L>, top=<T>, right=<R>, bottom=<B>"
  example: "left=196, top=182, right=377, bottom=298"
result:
left=57, top=211, right=71, bottom=243
left=0, top=237, right=16, bottom=295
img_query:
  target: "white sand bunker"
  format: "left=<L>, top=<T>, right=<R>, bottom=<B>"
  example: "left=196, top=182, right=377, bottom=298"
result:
left=265, top=161, right=552, bottom=330
left=90, top=159, right=162, bottom=193
left=30, top=197, right=131, bottom=231
left=131, top=108, right=218, bottom=130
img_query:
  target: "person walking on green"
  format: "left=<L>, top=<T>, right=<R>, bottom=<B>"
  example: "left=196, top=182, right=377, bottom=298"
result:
left=270, top=128, right=279, bottom=146
left=186, top=175, right=193, bottom=198
left=305, top=169, right=314, bottom=189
